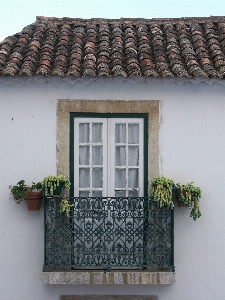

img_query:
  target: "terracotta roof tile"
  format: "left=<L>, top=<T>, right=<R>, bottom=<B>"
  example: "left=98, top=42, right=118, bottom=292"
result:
left=0, top=16, right=225, bottom=78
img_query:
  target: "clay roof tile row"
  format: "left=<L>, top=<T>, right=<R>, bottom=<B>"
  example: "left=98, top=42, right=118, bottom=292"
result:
left=0, top=16, right=225, bottom=78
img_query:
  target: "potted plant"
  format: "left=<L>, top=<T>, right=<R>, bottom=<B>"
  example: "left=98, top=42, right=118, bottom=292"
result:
left=150, top=177, right=175, bottom=209
left=42, top=175, right=71, bottom=196
left=176, top=182, right=202, bottom=220
left=10, top=180, right=43, bottom=210
left=60, top=198, right=74, bottom=217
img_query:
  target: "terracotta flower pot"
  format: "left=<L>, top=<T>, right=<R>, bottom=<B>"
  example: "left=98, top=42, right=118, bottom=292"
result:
left=25, top=191, right=43, bottom=211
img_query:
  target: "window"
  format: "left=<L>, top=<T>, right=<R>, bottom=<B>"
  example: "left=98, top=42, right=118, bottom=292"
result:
left=73, top=116, right=146, bottom=198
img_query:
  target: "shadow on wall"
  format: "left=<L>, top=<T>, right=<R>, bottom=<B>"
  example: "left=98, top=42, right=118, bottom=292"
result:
left=60, top=297, right=159, bottom=300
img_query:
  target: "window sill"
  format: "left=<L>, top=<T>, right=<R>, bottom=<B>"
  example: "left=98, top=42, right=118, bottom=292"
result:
left=42, top=271, right=175, bottom=285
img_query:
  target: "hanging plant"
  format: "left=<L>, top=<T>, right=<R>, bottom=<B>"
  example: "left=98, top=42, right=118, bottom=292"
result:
left=176, top=183, right=202, bottom=221
left=42, top=175, right=71, bottom=196
left=150, top=177, right=175, bottom=209
left=60, top=198, right=74, bottom=217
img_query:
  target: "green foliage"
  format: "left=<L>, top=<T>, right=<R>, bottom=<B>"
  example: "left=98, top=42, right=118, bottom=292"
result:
left=60, top=198, right=74, bottom=217
left=10, top=180, right=42, bottom=203
left=150, top=178, right=202, bottom=221
left=31, top=181, right=42, bottom=190
left=176, top=183, right=202, bottom=221
left=150, top=177, right=175, bottom=209
left=42, top=175, right=71, bottom=196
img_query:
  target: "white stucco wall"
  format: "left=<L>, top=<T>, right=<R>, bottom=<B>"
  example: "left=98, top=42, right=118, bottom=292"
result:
left=0, top=76, right=225, bottom=300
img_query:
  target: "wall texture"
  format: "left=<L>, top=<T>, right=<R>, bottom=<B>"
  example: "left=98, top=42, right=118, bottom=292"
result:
left=0, top=76, right=225, bottom=300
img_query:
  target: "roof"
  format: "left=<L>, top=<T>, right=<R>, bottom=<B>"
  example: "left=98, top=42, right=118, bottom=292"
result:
left=0, top=16, right=225, bottom=79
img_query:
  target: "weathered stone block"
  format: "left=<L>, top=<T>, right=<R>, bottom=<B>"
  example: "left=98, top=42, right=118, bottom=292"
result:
left=42, top=271, right=175, bottom=285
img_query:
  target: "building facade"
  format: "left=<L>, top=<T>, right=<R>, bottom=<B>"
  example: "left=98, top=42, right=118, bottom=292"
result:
left=0, top=16, right=225, bottom=300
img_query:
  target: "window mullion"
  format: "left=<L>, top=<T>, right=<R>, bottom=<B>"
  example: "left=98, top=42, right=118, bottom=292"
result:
left=126, top=121, right=129, bottom=197
left=107, top=118, right=112, bottom=196
left=89, top=121, right=93, bottom=196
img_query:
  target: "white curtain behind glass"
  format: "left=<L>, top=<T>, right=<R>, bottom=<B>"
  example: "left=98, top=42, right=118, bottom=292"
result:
left=74, top=118, right=143, bottom=197
left=78, top=122, right=103, bottom=197
left=114, top=122, right=140, bottom=197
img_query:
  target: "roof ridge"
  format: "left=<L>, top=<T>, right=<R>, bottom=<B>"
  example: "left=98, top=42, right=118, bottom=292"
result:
left=35, top=16, right=225, bottom=24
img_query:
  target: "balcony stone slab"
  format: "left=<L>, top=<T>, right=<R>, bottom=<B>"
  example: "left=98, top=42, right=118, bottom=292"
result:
left=42, top=271, right=175, bottom=285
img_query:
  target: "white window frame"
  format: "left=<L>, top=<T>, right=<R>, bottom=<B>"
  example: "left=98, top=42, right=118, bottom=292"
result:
left=74, top=117, right=144, bottom=197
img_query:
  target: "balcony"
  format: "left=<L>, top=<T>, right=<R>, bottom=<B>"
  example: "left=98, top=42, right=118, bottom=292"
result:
left=42, top=197, right=175, bottom=284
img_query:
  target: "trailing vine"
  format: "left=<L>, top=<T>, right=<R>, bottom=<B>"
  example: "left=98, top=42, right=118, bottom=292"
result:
left=176, top=183, right=202, bottom=221
left=150, top=177, right=175, bottom=209
left=42, top=175, right=71, bottom=196
left=60, top=198, right=74, bottom=217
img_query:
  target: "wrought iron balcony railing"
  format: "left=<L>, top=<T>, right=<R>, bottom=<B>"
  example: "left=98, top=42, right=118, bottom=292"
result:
left=43, top=197, right=174, bottom=272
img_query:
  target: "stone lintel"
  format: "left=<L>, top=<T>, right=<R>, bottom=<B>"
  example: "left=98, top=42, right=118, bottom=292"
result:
left=42, top=271, right=175, bottom=285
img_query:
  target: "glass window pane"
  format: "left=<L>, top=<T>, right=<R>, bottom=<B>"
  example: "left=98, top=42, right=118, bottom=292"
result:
left=128, top=191, right=139, bottom=197
left=115, top=168, right=126, bottom=188
left=79, top=123, right=89, bottom=143
left=115, top=146, right=126, bottom=166
left=79, top=146, right=90, bottom=165
left=128, top=169, right=138, bottom=188
left=92, top=123, right=102, bottom=143
left=79, top=168, right=90, bottom=188
left=79, top=191, right=89, bottom=197
left=128, top=146, right=139, bottom=166
left=128, top=124, right=139, bottom=144
left=92, top=168, right=103, bottom=188
left=92, top=191, right=102, bottom=197
left=115, top=191, right=126, bottom=197
left=115, top=123, right=126, bottom=143
left=92, top=146, right=103, bottom=165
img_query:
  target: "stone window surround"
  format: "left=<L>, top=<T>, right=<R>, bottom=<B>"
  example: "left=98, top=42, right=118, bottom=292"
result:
left=57, top=99, right=160, bottom=181
left=42, top=99, right=175, bottom=285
